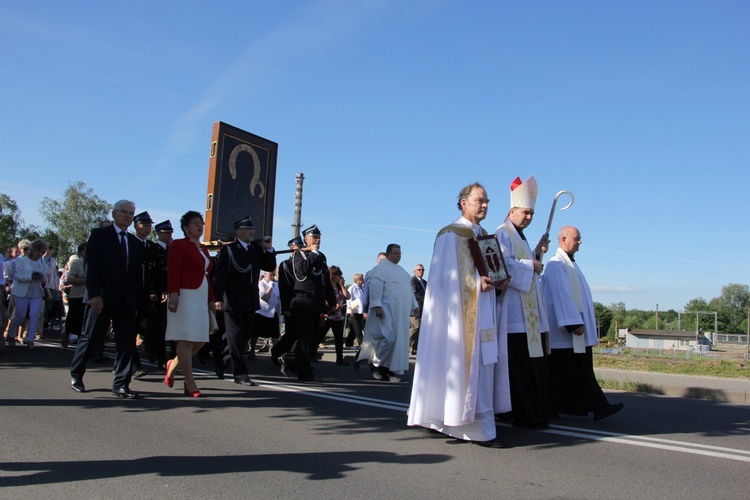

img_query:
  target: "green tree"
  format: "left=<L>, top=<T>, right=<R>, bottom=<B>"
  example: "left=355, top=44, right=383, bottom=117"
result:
left=39, top=181, right=111, bottom=257
left=684, top=298, right=709, bottom=311
left=606, top=302, right=626, bottom=342
left=0, top=193, right=24, bottom=253
left=716, top=283, right=750, bottom=333
left=594, top=302, right=612, bottom=339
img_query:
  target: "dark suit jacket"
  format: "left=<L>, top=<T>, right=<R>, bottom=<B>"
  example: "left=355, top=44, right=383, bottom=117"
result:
left=212, top=240, right=276, bottom=312
left=167, top=238, right=215, bottom=301
left=84, top=225, right=144, bottom=312
left=411, top=275, right=427, bottom=317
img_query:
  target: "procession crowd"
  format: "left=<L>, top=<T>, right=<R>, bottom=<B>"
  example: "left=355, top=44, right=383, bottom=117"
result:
left=1, top=175, right=623, bottom=447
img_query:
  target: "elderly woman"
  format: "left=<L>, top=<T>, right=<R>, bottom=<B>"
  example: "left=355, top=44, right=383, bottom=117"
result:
left=7, top=239, right=48, bottom=349
left=163, top=211, right=216, bottom=397
left=61, top=242, right=87, bottom=348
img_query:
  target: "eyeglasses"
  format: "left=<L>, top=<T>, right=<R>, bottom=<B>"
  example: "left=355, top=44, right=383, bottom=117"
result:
left=415, top=269, right=424, bottom=272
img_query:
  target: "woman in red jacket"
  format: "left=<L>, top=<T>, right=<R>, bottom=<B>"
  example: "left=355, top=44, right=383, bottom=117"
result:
left=164, top=211, right=216, bottom=397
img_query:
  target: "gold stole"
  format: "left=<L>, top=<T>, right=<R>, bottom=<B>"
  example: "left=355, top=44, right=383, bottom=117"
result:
left=437, top=224, right=496, bottom=376
left=557, top=247, right=587, bottom=354
left=500, top=224, right=545, bottom=358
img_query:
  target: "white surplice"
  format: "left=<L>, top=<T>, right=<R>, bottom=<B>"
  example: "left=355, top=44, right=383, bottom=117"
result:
left=542, top=247, right=598, bottom=349
left=358, top=259, right=418, bottom=374
left=407, top=217, right=511, bottom=442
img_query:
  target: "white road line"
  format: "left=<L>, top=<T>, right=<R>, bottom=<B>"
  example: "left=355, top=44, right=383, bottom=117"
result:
left=536, top=425, right=750, bottom=463
left=550, top=424, right=750, bottom=456
left=241, top=375, right=750, bottom=463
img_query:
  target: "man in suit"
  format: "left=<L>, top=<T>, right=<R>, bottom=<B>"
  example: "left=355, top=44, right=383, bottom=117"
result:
left=212, top=216, right=276, bottom=386
left=69, top=200, right=145, bottom=399
left=409, top=264, right=427, bottom=355
left=287, top=224, right=336, bottom=382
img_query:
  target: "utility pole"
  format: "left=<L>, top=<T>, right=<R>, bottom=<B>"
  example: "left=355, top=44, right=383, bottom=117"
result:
left=291, top=173, right=304, bottom=238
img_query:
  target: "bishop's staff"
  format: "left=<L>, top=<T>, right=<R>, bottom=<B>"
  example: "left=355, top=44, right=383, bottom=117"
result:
left=537, top=190, right=574, bottom=261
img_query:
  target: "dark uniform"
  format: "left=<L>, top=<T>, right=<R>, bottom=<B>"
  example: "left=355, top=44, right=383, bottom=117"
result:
left=271, top=236, right=303, bottom=372
left=288, top=225, right=335, bottom=382
left=212, top=216, right=276, bottom=385
left=145, top=219, right=172, bottom=369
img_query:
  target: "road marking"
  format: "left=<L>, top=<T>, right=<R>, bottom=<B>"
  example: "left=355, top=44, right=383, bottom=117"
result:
left=537, top=424, right=750, bottom=463
left=244, top=375, right=750, bottom=463
left=47, top=348, right=746, bottom=464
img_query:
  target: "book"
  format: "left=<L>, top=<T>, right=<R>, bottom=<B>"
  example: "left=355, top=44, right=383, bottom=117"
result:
left=468, top=234, right=509, bottom=287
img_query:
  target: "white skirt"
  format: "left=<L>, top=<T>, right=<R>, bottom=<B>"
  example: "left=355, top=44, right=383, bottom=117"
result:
left=165, top=277, right=210, bottom=342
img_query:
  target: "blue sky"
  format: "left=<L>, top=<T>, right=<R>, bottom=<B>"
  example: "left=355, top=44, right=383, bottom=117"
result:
left=1, top=1, right=748, bottom=311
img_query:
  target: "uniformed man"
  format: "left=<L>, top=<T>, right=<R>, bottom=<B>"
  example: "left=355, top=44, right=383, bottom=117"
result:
left=287, top=225, right=336, bottom=382
left=147, top=220, right=173, bottom=369
left=212, top=216, right=276, bottom=386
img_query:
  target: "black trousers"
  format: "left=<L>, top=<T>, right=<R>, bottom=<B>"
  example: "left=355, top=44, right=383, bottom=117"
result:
left=290, top=307, right=319, bottom=379
left=64, top=297, right=86, bottom=336
left=346, top=313, right=364, bottom=347
left=70, top=303, right=137, bottom=390
left=271, top=314, right=297, bottom=367
left=507, top=332, right=550, bottom=425
left=222, top=309, right=254, bottom=379
left=548, top=346, right=609, bottom=415
left=321, top=318, right=345, bottom=360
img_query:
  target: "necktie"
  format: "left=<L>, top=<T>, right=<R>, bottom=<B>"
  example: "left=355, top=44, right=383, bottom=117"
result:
left=119, top=231, right=128, bottom=271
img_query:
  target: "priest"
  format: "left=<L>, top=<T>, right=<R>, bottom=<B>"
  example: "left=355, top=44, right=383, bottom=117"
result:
left=407, top=183, right=510, bottom=448
left=495, top=175, right=551, bottom=429
left=357, top=243, right=418, bottom=382
left=542, top=225, right=624, bottom=420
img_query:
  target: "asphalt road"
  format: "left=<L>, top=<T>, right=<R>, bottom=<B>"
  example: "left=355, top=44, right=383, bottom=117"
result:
left=1, top=342, right=749, bottom=499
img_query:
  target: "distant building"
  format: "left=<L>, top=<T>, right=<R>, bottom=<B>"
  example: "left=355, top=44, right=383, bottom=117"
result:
left=618, top=329, right=711, bottom=351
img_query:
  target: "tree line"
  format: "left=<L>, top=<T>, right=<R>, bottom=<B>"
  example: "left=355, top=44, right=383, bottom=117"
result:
left=0, top=181, right=110, bottom=264
left=594, top=283, right=750, bottom=340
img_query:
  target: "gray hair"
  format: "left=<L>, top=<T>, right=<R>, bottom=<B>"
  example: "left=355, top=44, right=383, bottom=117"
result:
left=113, top=199, right=135, bottom=212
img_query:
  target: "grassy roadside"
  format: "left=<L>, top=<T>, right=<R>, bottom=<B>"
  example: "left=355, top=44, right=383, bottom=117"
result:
left=593, top=350, right=750, bottom=380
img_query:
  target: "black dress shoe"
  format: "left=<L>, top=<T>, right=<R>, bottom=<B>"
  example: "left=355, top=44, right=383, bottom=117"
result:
left=473, top=437, right=506, bottom=449
left=70, top=377, right=86, bottom=393
left=594, top=403, right=624, bottom=421
left=336, top=358, right=350, bottom=366
left=297, top=374, right=317, bottom=383
left=132, top=369, right=147, bottom=379
left=215, top=367, right=225, bottom=379
left=60, top=332, right=69, bottom=349
left=234, top=377, right=257, bottom=386
left=279, top=356, right=291, bottom=378
left=112, top=387, right=139, bottom=399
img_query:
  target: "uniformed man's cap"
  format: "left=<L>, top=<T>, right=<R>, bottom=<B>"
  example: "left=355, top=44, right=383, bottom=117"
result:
left=155, top=220, right=173, bottom=233
left=134, top=211, right=153, bottom=223
left=288, top=236, right=304, bottom=248
left=234, top=216, right=255, bottom=230
left=302, top=224, right=321, bottom=237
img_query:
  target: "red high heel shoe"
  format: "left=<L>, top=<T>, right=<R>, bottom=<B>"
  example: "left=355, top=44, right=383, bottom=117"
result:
left=184, top=383, right=201, bottom=398
left=164, top=358, right=175, bottom=388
